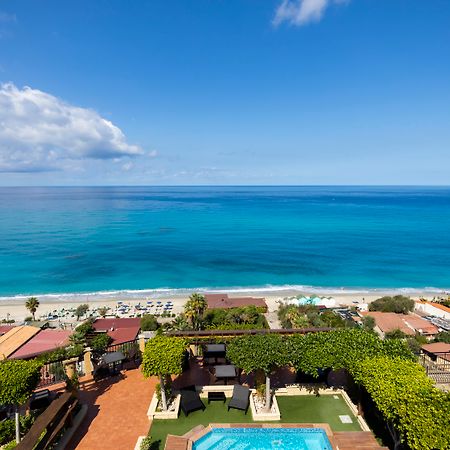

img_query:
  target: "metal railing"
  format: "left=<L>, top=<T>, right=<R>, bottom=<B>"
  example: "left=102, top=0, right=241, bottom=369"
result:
left=105, top=339, right=140, bottom=358
left=37, top=357, right=85, bottom=388
left=418, top=352, right=450, bottom=385
left=37, top=360, right=66, bottom=388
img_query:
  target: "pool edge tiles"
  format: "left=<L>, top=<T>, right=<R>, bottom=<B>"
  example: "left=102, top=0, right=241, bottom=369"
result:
left=192, top=427, right=333, bottom=450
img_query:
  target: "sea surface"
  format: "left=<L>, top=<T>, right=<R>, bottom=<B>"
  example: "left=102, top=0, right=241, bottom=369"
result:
left=0, top=186, right=450, bottom=298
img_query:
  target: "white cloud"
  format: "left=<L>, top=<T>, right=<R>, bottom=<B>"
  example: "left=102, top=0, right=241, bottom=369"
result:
left=273, top=0, right=349, bottom=27
left=0, top=83, right=143, bottom=172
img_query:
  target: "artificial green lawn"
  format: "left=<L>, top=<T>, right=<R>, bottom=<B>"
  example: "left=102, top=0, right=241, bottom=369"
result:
left=148, top=395, right=361, bottom=449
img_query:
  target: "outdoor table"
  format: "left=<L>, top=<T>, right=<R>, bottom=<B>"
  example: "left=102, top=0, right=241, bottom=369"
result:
left=208, top=391, right=226, bottom=404
left=214, top=364, right=237, bottom=385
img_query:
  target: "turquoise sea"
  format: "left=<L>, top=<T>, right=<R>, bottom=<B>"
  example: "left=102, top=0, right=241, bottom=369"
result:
left=0, top=186, right=450, bottom=298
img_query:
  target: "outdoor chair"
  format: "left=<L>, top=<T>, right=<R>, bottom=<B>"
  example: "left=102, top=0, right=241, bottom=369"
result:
left=180, top=389, right=206, bottom=417
left=227, top=385, right=250, bottom=414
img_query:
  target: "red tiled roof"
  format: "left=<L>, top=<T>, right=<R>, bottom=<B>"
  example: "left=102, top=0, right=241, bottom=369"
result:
left=421, top=342, right=450, bottom=354
left=205, top=294, right=267, bottom=310
left=108, top=328, right=140, bottom=345
left=363, top=312, right=439, bottom=335
left=0, top=325, right=14, bottom=336
left=92, top=318, right=141, bottom=345
left=92, top=318, right=141, bottom=331
left=9, top=329, right=72, bottom=360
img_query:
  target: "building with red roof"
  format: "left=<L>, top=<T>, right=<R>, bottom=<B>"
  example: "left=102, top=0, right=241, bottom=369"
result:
left=92, top=318, right=141, bottom=345
left=361, top=311, right=439, bottom=338
left=0, top=325, right=15, bottom=336
left=421, top=342, right=450, bottom=367
left=204, top=293, right=267, bottom=311
left=9, top=329, right=72, bottom=360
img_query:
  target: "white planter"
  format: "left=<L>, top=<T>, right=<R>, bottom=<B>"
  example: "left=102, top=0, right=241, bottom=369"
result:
left=249, top=393, right=281, bottom=421
left=147, top=393, right=181, bottom=419
left=134, top=436, right=147, bottom=450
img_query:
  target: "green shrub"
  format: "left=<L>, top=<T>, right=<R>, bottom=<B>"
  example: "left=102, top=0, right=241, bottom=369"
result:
left=204, top=306, right=268, bottom=330
left=140, top=314, right=158, bottom=331
left=433, top=331, right=450, bottom=343
left=369, top=295, right=414, bottom=314
left=3, top=440, right=17, bottom=449
left=278, top=304, right=349, bottom=329
left=0, top=414, right=36, bottom=445
left=140, top=436, right=152, bottom=450
left=90, top=333, right=112, bottom=353
left=0, top=420, right=15, bottom=446
left=353, top=356, right=450, bottom=450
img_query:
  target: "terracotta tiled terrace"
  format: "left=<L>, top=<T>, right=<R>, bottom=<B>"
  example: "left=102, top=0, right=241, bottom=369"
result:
left=66, top=367, right=156, bottom=450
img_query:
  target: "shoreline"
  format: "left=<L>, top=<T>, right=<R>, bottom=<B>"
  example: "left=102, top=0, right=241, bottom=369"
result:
left=0, top=285, right=448, bottom=322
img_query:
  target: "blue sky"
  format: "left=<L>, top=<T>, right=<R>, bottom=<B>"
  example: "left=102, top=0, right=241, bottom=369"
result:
left=0, top=0, right=449, bottom=185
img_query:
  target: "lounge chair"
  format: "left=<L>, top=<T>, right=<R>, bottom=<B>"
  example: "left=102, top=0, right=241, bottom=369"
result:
left=180, top=389, right=205, bottom=417
left=227, top=385, right=250, bottom=414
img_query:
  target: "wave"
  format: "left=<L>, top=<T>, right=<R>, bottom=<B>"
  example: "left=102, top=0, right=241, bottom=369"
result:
left=0, top=284, right=448, bottom=303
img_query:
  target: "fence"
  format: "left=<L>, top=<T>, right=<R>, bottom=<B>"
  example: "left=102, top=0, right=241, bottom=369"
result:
left=37, top=357, right=85, bottom=389
left=418, top=351, right=450, bottom=385
left=105, top=339, right=140, bottom=358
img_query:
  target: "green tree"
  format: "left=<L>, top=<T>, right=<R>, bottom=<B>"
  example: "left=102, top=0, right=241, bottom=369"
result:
left=369, top=295, right=414, bottom=314
left=433, top=331, right=450, bottom=343
left=362, top=315, right=375, bottom=331
left=140, top=314, right=158, bottom=331
left=285, top=329, right=413, bottom=377
left=0, top=360, right=42, bottom=443
left=184, top=293, right=207, bottom=330
left=97, top=306, right=109, bottom=318
left=75, top=304, right=89, bottom=320
left=141, top=336, right=187, bottom=411
left=164, top=315, right=190, bottom=331
left=90, top=333, right=112, bottom=353
left=385, top=329, right=407, bottom=340
left=70, top=320, right=95, bottom=346
left=25, top=297, right=39, bottom=321
left=226, top=334, right=288, bottom=411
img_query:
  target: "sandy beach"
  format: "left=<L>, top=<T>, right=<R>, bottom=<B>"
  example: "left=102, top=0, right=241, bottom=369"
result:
left=0, top=287, right=448, bottom=323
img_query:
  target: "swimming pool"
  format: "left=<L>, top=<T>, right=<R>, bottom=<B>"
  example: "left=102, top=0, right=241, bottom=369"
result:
left=193, top=428, right=333, bottom=450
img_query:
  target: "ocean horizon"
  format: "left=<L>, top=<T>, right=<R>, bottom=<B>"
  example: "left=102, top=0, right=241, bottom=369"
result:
left=1, top=186, right=450, bottom=298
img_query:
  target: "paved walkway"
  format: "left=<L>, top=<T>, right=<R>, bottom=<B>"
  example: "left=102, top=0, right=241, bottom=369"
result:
left=264, top=311, right=282, bottom=329
left=68, top=368, right=156, bottom=450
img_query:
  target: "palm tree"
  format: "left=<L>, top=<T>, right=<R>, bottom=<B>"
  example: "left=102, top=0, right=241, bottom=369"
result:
left=25, top=297, right=39, bottom=321
left=184, top=293, right=207, bottom=330
left=165, top=315, right=190, bottom=331
left=97, top=306, right=109, bottom=318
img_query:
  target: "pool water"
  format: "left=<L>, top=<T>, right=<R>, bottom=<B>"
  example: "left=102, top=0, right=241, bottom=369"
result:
left=193, top=428, right=333, bottom=450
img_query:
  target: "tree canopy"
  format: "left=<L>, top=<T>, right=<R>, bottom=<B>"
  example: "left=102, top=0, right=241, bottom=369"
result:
left=90, top=333, right=112, bottom=353
left=184, top=293, right=208, bottom=330
left=278, top=304, right=349, bottom=329
left=140, top=314, right=158, bottom=331
left=141, top=335, right=187, bottom=377
left=369, top=295, right=414, bottom=314
left=25, top=297, right=39, bottom=321
left=0, top=360, right=42, bottom=406
left=75, top=304, right=89, bottom=320
left=285, top=328, right=414, bottom=376
left=226, top=334, right=288, bottom=375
